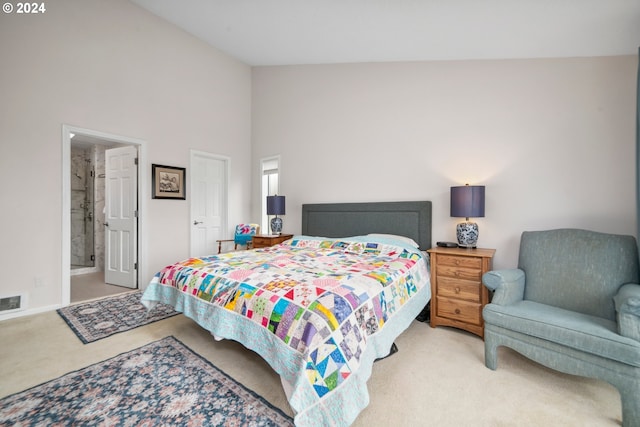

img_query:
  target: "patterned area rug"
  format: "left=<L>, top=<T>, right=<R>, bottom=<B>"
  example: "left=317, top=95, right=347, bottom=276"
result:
left=57, top=290, right=179, bottom=343
left=0, top=336, right=294, bottom=426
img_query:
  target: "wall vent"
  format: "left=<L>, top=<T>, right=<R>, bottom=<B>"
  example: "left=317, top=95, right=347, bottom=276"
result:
left=0, top=294, right=25, bottom=313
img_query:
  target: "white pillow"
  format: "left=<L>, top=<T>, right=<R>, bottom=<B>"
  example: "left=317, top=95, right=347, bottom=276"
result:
left=367, top=233, right=419, bottom=248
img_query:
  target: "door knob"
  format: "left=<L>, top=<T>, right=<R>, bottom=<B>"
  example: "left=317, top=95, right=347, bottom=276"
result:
left=104, top=222, right=109, bottom=227
left=193, top=220, right=203, bottom=225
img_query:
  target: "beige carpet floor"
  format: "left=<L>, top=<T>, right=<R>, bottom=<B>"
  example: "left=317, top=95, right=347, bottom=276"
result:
left=0, top=307, right=622, bottom=426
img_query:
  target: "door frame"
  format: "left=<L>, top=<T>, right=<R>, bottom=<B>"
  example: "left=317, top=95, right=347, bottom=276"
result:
left=189, top=150, right=230, bottom=257
left=61, top=124, right=147, bottom=306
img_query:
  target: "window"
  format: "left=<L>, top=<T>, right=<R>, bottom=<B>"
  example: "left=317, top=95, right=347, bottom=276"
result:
left=261, top=156, right=280, bottom=234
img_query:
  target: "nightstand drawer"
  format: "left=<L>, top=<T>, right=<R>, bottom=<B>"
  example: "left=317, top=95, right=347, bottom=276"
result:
left=252, top=234, right=293, bottom=249
left=436, top=296, right=482, bottom=325
left=437, top=254, right=482, bottom=269
left=437, top=277, right=481, bottom=302
left=252, top=236, right=273, bottom=247
left=437, top=265, right=482, bottom=281
left=428, top=246, right=495, bottom=338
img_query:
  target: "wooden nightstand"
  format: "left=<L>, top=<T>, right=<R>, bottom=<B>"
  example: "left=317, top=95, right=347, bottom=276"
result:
left=251, top=234, right=294, bottom=249
left=427, top=246, right=496, bottom=338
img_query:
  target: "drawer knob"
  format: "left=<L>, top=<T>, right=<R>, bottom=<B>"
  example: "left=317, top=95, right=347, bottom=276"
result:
left=455, top=287, right=460, bottom=293
left=455, top=308, right=461, bottom=314
left=455, top=259, right=460, bottom=265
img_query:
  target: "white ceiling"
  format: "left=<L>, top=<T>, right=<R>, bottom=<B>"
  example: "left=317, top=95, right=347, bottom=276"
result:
left=131, top=0, right=640, bottom=66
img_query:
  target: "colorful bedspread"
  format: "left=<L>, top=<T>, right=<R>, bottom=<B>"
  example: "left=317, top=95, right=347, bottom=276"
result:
left=141, top=235, right=430, bottom=426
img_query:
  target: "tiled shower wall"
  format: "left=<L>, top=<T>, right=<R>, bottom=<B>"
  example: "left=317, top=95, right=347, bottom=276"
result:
left=70, top=146, right=92, bottom=268
left=94, top=145, right=105, bottom=272
left=70, top=145, right=106, bottom=273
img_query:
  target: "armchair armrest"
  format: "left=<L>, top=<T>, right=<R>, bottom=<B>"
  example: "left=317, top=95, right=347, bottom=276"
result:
left=216, top=239, right=234, bottom=254
left=482, top=269, right=525, bottom=306
left=614, top=283, right=640, bottom=341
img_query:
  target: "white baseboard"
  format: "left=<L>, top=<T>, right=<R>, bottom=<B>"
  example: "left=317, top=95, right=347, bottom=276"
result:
left=0, top=303, right=62, bottom=321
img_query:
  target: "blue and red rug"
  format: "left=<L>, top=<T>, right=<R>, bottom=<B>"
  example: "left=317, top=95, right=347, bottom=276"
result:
left=0, top=336, right=294, bottom=426
left=57, top=290, right=179, bottom=343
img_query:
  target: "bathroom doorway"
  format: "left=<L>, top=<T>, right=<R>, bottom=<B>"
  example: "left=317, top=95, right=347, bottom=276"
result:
left=62, top=125, right=148, bottom=306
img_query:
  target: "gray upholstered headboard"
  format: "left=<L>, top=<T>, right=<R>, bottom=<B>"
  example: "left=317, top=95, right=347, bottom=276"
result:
left=301, top=201, right=432, bottom=250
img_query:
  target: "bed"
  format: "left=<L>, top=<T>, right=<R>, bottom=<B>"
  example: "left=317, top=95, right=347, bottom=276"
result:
left=141, top=201, right=432, bottom=426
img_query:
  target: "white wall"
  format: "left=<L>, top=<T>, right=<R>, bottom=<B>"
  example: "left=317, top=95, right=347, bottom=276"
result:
left=0, top=0, right=252, bottom=314
left=251, top=57, right=637, bottom=269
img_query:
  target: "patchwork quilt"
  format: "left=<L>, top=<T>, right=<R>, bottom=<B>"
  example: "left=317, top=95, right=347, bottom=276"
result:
left=141, top=235, right=430, bottom=426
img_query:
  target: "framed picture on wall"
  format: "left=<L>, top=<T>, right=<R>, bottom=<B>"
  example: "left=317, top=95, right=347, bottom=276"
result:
left=152, top=164, right=186, bottom=200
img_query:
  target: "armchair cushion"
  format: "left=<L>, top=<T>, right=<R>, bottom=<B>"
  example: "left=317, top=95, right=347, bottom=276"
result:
left=483, top=301, right=640, bottom=367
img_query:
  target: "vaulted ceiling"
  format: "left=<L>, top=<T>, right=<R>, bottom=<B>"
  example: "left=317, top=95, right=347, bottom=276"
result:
left=132, top=0, right=640, bottom=66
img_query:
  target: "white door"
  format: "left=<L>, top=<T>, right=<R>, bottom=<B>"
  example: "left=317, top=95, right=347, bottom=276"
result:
left=190, top=151, right=228, bottom=257
left=105, top=146, right=138, bottom=288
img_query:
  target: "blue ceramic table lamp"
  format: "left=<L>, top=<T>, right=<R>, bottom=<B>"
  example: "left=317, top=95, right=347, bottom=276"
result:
left=267, top=195, right=286, bottom=235
left=450, top=185, right=485, bottom=248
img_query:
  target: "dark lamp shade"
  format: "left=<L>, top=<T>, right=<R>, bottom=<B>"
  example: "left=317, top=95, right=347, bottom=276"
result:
left=450, top=186, right=485, bottom=218
left=266, top=195, right=286, bottom=216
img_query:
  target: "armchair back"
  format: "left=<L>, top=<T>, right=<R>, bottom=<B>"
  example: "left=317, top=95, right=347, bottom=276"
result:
left=518, top=229, right=639, bottom=321
left=234, top=223, right=260, bottom=246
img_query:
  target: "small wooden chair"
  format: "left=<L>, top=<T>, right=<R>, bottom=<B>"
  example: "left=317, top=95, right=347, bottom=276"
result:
left=216, top=223, right=260, bottom=254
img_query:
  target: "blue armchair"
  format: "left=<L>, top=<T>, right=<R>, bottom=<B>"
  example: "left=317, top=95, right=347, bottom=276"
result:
left=216, top=223, right=260, bottom=254
left=482, top=229, right=640, bottom=426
